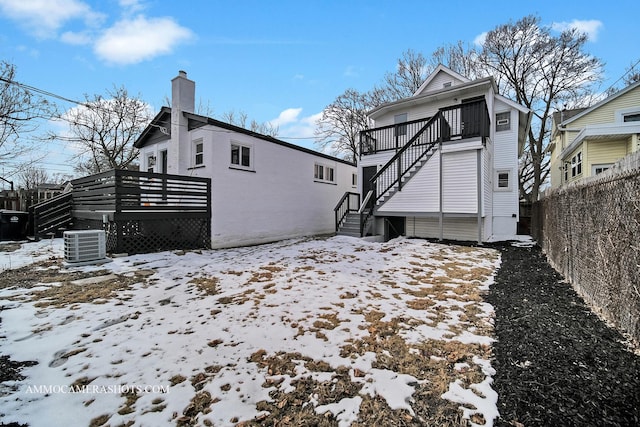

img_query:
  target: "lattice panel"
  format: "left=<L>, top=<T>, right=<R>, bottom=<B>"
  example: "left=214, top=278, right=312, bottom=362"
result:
left=106, top=218, right=210, bottom=255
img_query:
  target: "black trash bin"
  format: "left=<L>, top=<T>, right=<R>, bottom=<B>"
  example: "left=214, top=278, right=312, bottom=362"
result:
left=0, top=210, right=29, bottom=241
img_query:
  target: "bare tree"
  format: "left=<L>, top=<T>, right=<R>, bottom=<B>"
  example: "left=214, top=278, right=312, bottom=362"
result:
left=314, top=89, right=376, bottom=162
left=380, top=49, right=431, bottom=101
left=479, top=15, right=603, bottom=201
left=219, top=109, right=278, bottom=137
left=17, top=166, right=49, bottom=190
left=52, top=85, right=152, bottom=175
left=0, top=61, right=53, bottom=168
left=431, top=41, right=484, bottom=80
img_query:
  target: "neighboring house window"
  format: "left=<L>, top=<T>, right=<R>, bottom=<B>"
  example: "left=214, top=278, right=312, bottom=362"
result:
left=193, top=139, right=204, bottom=166
left=314, top=163, right=335, bottom=184
left=592, top=164, right=613, bottom=175
left=231, top=143, right=252, bottom=168
left=623, top=113, right=640, bottom=122
left=352, top=173, right=357, bottom=187
left=495, top=169, right=512, bottom=191
left=394, top=113, right=407, bottom=137
left=571, top=152, right=582, bottom=177
left=563, top=163, right=569, bottom=182
left=495, top=112, right=510, bottom=131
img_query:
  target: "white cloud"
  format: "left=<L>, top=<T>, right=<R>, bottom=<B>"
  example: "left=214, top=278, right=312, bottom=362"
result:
left=268, top=110, right=323, bottom=151
left=0, top=0, right=103, bottom=38
left=473, top=31, right=487, bottom=47
left=94, top=15, right=193, bottom=65
left=551, top=19, right=603, bottom=41
left=269, top=108, right=303, bottom=127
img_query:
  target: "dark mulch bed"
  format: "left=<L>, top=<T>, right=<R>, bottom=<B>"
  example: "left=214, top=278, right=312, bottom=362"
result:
left=488, top=243, right=640, bottom=427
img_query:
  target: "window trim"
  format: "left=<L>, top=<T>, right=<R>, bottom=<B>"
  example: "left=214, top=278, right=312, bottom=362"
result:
left=494, top=169, right=512, bottom=191
left=571, top=152, right=582, bottom=178
left=592, top=163, right=613, bottom=175
left=615, top=106, right=640, bottom=123
left=230, top=141, right=254, bottom=171
left=193, top=139, right=204, bottom=167
left=146, top=152, right=156, bottom=173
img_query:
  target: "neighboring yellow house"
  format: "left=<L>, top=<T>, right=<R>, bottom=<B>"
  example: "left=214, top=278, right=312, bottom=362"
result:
left=549, top=80, right=640, bottom=188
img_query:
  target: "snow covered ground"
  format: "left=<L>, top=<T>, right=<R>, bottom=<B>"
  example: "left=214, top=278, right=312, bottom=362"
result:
left=0, top=236, right=501, bottom=426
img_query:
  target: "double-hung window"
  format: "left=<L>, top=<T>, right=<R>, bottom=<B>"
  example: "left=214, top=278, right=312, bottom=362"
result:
left=193, top=139, right=204, bottom=167
left=571, top=152, right=582, bottom=177
left=231, top=143, right=252, bottom=169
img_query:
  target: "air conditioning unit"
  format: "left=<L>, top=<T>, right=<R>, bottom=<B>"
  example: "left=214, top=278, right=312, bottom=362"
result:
left=64, top=230, right=107, bottom=264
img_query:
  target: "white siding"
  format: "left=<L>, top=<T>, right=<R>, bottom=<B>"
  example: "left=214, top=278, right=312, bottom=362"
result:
left=483, top=147, right=493, bottom=238
left=406, top=217, right=480, bottom=241
left=419, top=70, right=467, bottom=94
left=491, top=102, right=519, bottom=238
left=376, top=151, right=440, bottom=213
left=442, top=150, right=477, bottom=213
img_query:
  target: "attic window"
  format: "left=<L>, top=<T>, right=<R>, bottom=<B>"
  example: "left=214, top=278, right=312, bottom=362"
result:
left=623, top=113, right=640, bottom=122
left=496, top=112, right=510, bottom=131
left=443, top=82, right=452, bottom=88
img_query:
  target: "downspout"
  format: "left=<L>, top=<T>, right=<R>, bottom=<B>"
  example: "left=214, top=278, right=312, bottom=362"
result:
left=438, top=118, right=444, bottom=241
left=477, top=149, right=482, bottom=244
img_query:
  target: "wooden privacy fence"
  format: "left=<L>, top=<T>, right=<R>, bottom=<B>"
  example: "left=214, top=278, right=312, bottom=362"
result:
left=70, top=169, right=211, bottom=254
left=532, top=162, right=640, bottom=343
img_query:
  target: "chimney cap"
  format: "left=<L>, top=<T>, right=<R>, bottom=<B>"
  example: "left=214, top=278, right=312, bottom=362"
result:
left=178, top=70, right=187, bottom=77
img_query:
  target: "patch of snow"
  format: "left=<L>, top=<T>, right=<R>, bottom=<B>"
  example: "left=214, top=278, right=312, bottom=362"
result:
left=0, top=236, right=501, bottom=426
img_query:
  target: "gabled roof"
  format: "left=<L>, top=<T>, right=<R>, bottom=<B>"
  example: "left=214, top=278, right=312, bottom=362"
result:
left=368, top=77, right=496, bottom=119
left=558, top=80, right=640, bottom=127
left=135, top=107, right=355, bottom=166
left=413, top=64, right=471, bottom=96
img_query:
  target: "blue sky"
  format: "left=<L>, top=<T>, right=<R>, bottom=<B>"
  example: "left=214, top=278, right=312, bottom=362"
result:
left=1, top=0, right=639, bottom=179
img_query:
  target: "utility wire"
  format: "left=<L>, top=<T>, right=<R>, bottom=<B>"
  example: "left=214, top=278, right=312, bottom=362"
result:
left=0, top=76, right=321, bottom=140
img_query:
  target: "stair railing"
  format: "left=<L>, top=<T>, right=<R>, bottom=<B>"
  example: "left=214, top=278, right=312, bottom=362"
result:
left=334, top=192, right=360, bottom=232
left=358, top=190, right=374, bottom=236
left=369, top=113, right=442, bottom=205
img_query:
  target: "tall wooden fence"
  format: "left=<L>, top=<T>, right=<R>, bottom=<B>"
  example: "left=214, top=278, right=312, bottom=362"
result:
left=532, top=154, right=640, bottom=343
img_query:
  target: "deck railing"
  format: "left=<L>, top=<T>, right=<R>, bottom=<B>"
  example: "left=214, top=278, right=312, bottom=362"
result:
left=71, top=169, right=211, bottom=218
left=359, top=99, right=489, bottom=156
left=365, top=100, right=489, bottom=206
left=360, top=117, right=431, bottom=155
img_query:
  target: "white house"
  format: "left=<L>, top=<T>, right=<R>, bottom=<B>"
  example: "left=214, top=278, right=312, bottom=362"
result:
left=337, top=65, right=530, bottom=242
left=135, top=71, right=356, bottom=249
